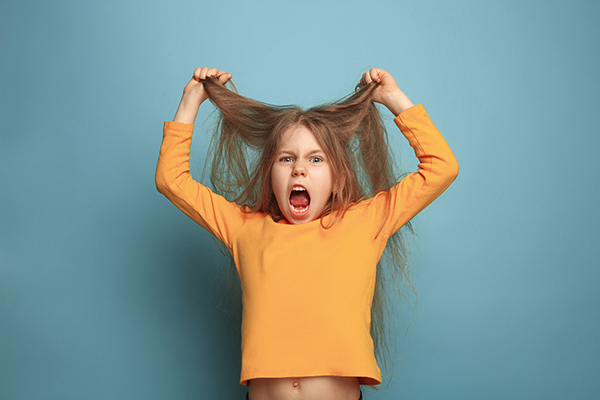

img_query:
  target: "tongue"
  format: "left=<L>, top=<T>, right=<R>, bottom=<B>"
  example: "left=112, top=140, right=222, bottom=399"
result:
left=290, top=191, right=310, bottom=207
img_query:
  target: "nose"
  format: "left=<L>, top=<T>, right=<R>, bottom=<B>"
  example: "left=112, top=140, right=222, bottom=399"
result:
left=292, top=161, right=306, bottom=177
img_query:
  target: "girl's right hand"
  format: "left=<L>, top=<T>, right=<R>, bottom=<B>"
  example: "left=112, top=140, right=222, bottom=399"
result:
left=184, top=67, right=233, bottom=104
left=174, top=67, right=232, bottom=124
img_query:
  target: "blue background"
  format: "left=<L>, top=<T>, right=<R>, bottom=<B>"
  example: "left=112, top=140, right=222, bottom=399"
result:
left=1, top=0, right=599, bottom=399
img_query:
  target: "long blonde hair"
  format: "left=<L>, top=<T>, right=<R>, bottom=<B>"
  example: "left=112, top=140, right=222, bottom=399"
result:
left=200, top=76, right=415, bottom=388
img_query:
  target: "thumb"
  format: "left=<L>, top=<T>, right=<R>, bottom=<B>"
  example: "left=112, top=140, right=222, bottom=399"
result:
left=217, top=72, right=232, bottom=84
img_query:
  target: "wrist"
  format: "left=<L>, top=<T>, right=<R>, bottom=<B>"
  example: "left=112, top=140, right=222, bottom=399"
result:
left=383, top=90, right=414, bottom=116
left=181, top=91, right=205, bottom=108
left=173, top=93, right=204, bottom=124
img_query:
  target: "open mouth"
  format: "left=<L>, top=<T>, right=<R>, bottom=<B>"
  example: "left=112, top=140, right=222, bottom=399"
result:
left=289, top=185, right=311, bottom=215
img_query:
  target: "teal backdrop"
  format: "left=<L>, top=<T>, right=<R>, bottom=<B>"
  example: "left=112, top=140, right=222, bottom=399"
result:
left=1, top=0, right=599, bottom=399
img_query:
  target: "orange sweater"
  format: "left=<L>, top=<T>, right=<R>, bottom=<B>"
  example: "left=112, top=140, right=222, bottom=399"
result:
left=155, top=104, right=458, bottom=385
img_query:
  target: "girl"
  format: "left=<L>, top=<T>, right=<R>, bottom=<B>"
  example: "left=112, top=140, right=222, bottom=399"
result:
left=156, top=67, right=458, bottom=400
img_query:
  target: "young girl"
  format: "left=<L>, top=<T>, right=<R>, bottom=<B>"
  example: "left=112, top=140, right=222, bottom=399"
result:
left=156, top=67, right=458, bottom=400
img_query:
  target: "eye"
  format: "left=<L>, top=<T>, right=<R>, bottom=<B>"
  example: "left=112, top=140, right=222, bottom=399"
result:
left=280, top=156, right=293, bottom=162
left=310, top=156, right=323, bottom=163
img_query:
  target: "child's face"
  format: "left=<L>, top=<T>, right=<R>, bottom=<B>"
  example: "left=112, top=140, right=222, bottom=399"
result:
left=271, top=124, right=333, bottom=224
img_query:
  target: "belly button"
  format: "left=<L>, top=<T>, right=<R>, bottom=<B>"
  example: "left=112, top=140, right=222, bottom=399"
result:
left=292, top=381, right=299, bottom=389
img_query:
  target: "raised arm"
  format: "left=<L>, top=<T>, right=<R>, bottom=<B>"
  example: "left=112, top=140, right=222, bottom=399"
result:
left=156, top=68, right=246, bottom=247
left=363, top=68, right=459, bottom=236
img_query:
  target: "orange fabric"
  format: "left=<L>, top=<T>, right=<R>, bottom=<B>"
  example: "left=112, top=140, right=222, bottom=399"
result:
left=156, top=104, right=458, bottom=386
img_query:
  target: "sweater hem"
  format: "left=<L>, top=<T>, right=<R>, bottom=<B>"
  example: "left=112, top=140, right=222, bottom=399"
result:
left=240, top=366, right=382, bottom=386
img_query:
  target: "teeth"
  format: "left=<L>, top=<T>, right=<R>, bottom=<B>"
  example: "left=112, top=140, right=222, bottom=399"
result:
left=292, top=187, right=306, bottom=191
left=291, top=205, right=309, bottom=212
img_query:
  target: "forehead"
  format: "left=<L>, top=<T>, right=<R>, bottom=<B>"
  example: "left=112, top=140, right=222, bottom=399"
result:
left=278, top=124, right=323, bottom=151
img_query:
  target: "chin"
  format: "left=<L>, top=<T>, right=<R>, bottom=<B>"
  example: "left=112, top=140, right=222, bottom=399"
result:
left=285, top=206, right=325, bottom=225
left=285, top=213, right=313, bottom=225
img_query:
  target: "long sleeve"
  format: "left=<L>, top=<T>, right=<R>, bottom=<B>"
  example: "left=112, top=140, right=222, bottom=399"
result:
left=155, top=121, right=248, bottom=247
left=374, top=104, right=459, bottom=237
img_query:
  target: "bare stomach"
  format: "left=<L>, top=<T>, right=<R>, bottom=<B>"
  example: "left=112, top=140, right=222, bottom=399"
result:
left=248, top=376, right=361, bottom=400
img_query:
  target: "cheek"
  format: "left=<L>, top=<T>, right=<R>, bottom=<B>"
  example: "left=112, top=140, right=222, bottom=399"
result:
left=270, top=168, right=285, bottom=198
left=316, top=170, right=334, bottom=201
left=325, top=168, right=335, bottom=193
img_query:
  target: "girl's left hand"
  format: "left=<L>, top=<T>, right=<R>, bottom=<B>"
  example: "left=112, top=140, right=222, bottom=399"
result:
left=361, top=68, right=414, bottom=115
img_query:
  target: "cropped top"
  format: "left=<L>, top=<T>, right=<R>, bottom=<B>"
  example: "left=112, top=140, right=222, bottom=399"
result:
left=155, top=104, right=459, bottom=385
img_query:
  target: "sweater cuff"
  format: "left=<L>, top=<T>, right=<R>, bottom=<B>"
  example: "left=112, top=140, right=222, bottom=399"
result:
left=393, top=104, right=426, bottom=129
left=164, top=120, right=195, bottom=132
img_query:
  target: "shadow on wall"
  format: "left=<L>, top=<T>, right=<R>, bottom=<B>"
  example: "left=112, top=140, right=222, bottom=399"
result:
left=146, top=210, right=245, bottom=398
left=98, top=189, right=247, bottom=399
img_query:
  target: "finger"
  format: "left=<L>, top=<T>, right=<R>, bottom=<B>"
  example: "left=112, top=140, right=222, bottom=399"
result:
left=199, top=66, right=209, bottom=79
left=193, top=67, right=202, bottom=81
left=370, top=68, right=382, bottom=83
left=206, top=67, right=219, bottom=78
left=362, top=71, right=372, bottom=85
left=217, top=70, right=232, bottom=84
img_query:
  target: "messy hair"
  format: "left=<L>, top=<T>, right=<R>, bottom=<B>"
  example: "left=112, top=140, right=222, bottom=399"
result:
left=200, top=75, right=415, bottom=389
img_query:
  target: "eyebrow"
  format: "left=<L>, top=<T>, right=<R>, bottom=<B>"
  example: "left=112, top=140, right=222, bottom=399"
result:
left=277, top=149, right=325, bottom=155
